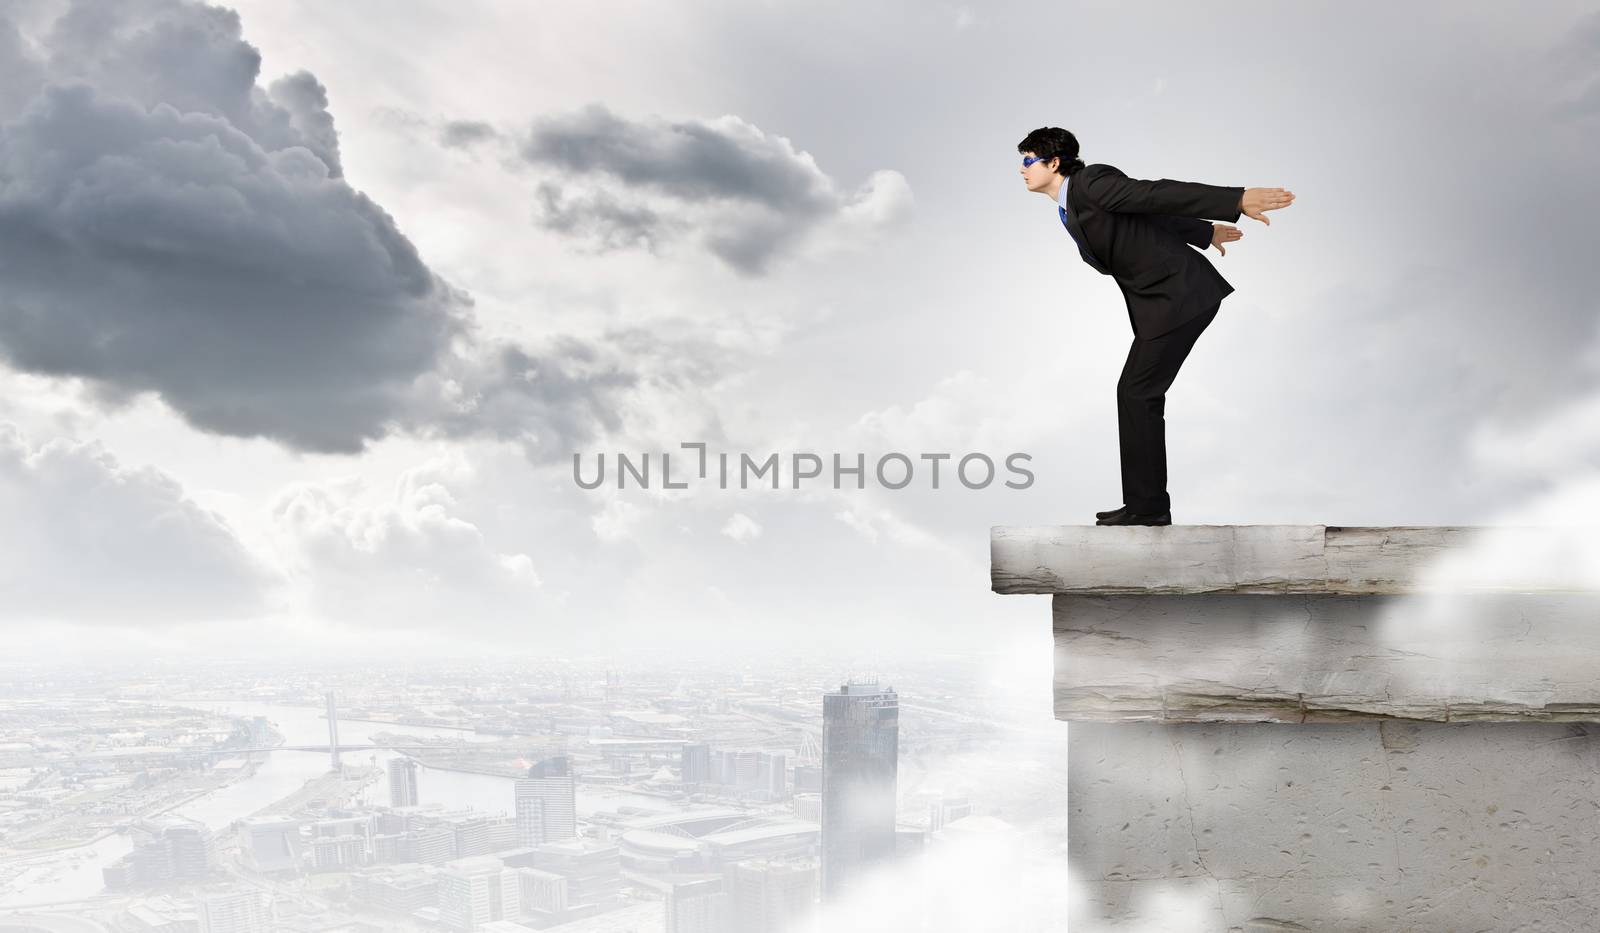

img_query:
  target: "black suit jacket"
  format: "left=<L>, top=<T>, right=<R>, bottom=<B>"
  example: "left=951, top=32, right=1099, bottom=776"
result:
left=1063, top=163, right=1245, bottom=338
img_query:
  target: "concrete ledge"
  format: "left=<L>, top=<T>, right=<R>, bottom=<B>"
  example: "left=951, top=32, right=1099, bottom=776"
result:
left=997, top=524, right=1600, bottom=926
left=990, top=525, right=1586, bottom=595
left=1053, top=592, right=1600, bottom=723
left=990, top=526, right=1600, bottom=722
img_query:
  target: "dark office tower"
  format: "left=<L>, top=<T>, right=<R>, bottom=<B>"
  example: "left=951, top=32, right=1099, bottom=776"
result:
left=681, top=743, right=711, bottom=785
left=516, top=756, right=577, bottom=846
left=389, top=758, right=420, bottom=808
left=820, top=679, right=898, bottom=902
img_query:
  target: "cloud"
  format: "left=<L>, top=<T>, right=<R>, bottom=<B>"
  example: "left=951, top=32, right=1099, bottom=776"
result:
left=589, top=492, right=648, bottom=544
left=532, top=180, right=664, bottom=254
left=0, top=0, right=684, bottom=460
left=1468, top=387, right=1600, bottom=481
left=0, top=77, right=466, bottom=451
left=438, top=118, right=496, bottom=148
left=268, top=451, right=546, bottom=634
left=0, top=421, right=277, bottom=625
left=1406, top=333, right=1600, bottom=596
left=516, top=102, right=911, bottom=274
left=721, top=511, right=761, bottom=541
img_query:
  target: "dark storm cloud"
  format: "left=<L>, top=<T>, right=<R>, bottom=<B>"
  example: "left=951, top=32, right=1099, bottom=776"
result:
left=0, top=79, right=461, bottom=453
left=0, top=0, right=659, bottom=458
left=12, top=0, right=344, bottom=173
left=405, top=336, right=638, bottom=453
left=517, top=102, right=889, bottom=274
left=522, top=102, right=830, bottom=208
left=532, top=180, right=664, bottom=253
left=267, top=69, right=343, bottom=176
left=0, top=13, right=42, bottom=117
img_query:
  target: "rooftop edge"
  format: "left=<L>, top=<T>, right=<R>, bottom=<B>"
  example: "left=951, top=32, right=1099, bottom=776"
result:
left=990, top=524, right=1598, bottom=595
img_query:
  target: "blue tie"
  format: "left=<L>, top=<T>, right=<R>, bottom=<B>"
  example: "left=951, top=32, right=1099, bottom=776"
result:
left=1060, top=196, right=1107, bottom=273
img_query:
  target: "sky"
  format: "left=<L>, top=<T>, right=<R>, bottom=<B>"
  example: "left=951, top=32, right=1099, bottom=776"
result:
left=1, top=0, right=1598, bottom=664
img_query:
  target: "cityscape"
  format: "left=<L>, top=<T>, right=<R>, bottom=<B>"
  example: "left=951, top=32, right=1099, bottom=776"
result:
left=0, top=654, right=1071, bottom=932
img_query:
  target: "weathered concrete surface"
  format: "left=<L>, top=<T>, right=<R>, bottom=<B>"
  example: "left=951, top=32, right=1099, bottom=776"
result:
left=1068, top=721, right=1600, bottom=931
left=1053, top=592, right=1600, bottom=722
left=993, top=525, right=1600, bottom=928
left=992, top=525, right=1590, bottom=595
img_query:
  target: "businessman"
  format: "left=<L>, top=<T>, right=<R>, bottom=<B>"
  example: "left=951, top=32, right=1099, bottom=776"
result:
left=1018, top=126, right=1294, bottom=525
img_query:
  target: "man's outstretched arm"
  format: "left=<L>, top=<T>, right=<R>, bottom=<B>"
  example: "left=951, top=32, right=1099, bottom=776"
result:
left=1082, top=165, right=1245, bottom=221
left=1152, top=216, right=1245, bottom=255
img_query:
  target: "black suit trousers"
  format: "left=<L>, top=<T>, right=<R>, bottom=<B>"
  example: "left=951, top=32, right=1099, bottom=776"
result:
left=1116, top=298, right=1221, bottom=514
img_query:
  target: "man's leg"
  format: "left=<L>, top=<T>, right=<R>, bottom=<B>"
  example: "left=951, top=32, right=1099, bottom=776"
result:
left=1115, top=302, right=1221, bottom=514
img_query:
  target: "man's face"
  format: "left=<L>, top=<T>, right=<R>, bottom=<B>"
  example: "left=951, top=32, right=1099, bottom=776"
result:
left=1019, top=151, right=1059, bottom=193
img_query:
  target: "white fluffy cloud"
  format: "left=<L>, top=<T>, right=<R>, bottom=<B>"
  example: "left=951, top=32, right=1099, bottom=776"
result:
left=268, top=452, right=546, bottom=635
left=721, top=511, right=762, bottom=541
left=0, top=421, right=277, bottom=625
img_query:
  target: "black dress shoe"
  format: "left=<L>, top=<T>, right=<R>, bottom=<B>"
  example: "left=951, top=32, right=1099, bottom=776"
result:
left=1095, top=505, right=1128, bottom=520
left=1096, top=509, right=1172, bottom=526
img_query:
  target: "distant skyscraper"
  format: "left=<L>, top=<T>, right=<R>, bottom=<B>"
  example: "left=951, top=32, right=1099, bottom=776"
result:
left=515, top=756, right=576, bottom=846
left=820, top=679, right=898, bottom=902
left=389, top=757, right=420, bottom=808
left=681, top=743, right=711, bottom=784
left=727, top=749, right=760, bottom=787
left=758, top=752, right=787, bottom=796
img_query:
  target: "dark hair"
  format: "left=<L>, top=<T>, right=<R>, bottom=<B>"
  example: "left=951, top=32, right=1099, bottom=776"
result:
left=1016, top=127, right=1085, bottom=176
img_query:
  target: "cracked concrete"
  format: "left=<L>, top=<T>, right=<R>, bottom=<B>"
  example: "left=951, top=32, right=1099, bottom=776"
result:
left=993, top=525, right=1600, bottom=929
left=1052, top=592, right=1600, bottom=723
left=1068, top=721, right=1600, bottom=929
left=993, top=525, right=1595, bottom=595
left=1169, top=728, right=1227, bottom=919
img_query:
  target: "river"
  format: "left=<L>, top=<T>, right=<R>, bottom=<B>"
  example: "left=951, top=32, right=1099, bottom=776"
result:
left=0, top=700, right=673, bottom=908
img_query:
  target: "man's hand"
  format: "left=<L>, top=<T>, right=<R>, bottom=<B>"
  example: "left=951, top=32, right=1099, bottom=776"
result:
left=1237, top=187, right=1295, bottom=225
left=1209, top=224, right=1243, bottom=256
